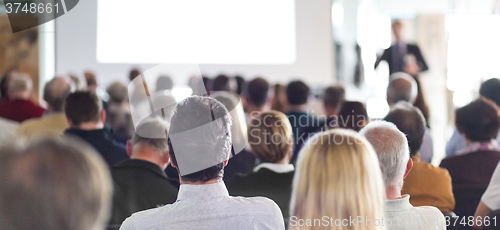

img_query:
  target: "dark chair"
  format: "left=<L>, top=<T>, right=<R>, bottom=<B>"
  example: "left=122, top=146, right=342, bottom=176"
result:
left=452, top=184, right=488, bottom=230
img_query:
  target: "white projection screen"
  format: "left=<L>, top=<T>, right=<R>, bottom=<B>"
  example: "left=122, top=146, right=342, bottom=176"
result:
left=55, top=0, right=334, bottom=85
left=97, top=0, right=296, bottom=64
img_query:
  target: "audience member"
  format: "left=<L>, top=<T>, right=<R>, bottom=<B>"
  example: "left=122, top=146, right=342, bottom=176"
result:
left=446, top=78, right=500, bottom=158
left=243, top=77, right=270, bottom=119
left=109, top=118, right=178, bottom=227
left=0, top=73, right=45, bottom=122
left=84, top=71, right=109, bottom=111
left=234, top=75, right=245, bottom=95
left=290, top=129, right=385, bottom=230
left=16, top=76, right=71, bottom=139
left=337, top=101, right=368, bottom=132
left=212, top=74, right=231, bottom=92
left=227, top=111, right=294, bottom=223
left=386, top=73, right=434, bottom=163
left=106, top=82, right=134, bottom=144
left=441, top=99, right=500, bottom=185
left=271, top=84, right=288, bottom=113
left=156, top=75, right=173, bottom=92
left=0, top=137, right=112, bottom=230
left=120, top=96, right=284, bottom=230
left=384, top=102, right=455, bottom=213
left=360, top=120, right=446, bottom=230
left=68, top=74, right=86, bottom=90
left=64, top=91, right=129, bottom=166
left=128, top=68, right=142, bottom=82
left=285, top=80, right=319, bottom=164
left=322, top=85, right=345, bottom=128
left=0, top=68, right=16, bottom=100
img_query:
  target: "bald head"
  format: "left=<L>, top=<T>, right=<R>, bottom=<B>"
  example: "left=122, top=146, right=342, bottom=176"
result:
left=387, top=73, right=417, bottom=106
left=43, top=77, right=72, bottom=112
left=8, top=73, right=32, bottom=100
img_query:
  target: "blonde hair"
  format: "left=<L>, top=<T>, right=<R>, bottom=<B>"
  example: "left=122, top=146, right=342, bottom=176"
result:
left=247, top=110, right=293, bottom=163
left=290, top=129, right=386, bottom=230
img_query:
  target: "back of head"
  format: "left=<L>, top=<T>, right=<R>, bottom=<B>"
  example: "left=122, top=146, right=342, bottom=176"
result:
left=83, top=71, right=97, bottom=88
left=480, top=78, right=500, bottom=107
left=128, top=68, right=141, bottom=82
left=8, top=73, right=32, bottom=99
left=43, top=77, right=72, bottom=112
left=168, top=96, right=232, bottom=182
left=106, top=82, right=128, bottom=104
left=234, top=76, right=245, bottom=95
left=132, top=118, right=169, bottom=154
left=65, top=91, right=103, bottom=127
left=286, top=80, right=309, bottom=106
left=456, top=99, right=500, bottom=142
left=212, top=74, right=230, bottom=91
left=337, top=101, right=368, bottom=132
left=384, top=102, right=426, bottom=156
left=0, top=137, right=112, bottom=230
left=248, top=111, right=292, bottom=163
left=360, top=120, right=409, bottom=188
left=156, top=75, right=173, bottom=92
left=245, top=77, right=269, bottom=108
left=291, top=129, right=385, bottom=230
left=271, top=84, right=289, bottom=113
left=323, top=86, right=345, bottom=109
left=387, top=73, right=417, bottom=105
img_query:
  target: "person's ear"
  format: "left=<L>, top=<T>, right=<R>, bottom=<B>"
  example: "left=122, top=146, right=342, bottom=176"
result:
left=126, top=140, right=133, bottom=157
left=160, top=151, right=170, bottom=170
left=403, top=158, right=413, bottom=178
left=169, top=152, right=177, bottom=168
left=100, top=110, right=106, bottom=124
left=66, top=119, right=74, bottom=128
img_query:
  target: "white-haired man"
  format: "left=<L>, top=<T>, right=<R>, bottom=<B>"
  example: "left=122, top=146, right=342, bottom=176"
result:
left=360, top=120, right=445, bottom=230
left=120, top=96, right=284, bottom=230
left=0, top=73, right=45, bottom=122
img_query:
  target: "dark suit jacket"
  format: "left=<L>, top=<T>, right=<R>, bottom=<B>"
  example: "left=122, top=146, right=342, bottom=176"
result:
left=374, top=43, right=429, bottom=74
left=286, top=111, right=320, bottom=164
left=223, top=148, right=256, bottom=182
left=440, top=150, right=500, bottom=185
left=109, top=159, right=178, bottom=226
left=64, top=128, right=129, bottom=166
left=227, top=167, right=294, bottom=222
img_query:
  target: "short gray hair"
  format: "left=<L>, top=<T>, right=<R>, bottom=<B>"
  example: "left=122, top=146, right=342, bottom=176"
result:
left=8, top=73, right=32, bottom=93
left=387, top=72, right=418, bottom=105
left=360, top=120, right=409, bottom=188
left=106, top=82, right=128, bottom=104
left=132, top=118, right=169, bottom=154
left=169, top=96, right=233, bottom=177
left=0, top=137, right=112, bottom=230
left=43, top=76, right=72, bottom=112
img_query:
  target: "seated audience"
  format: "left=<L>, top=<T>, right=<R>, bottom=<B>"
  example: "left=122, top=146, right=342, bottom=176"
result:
left=109, top=118, right=178, bottom=227
left=321, top=85, right=345, bottom=129
left=446, top=78, right=500, bottom=158
left=0, top=73, right=45, bottom=122
left=227, top=111, right=294, bottom=222
left=212, top=74, right=231, bottom=92
left=441, top=99, right=500, bottom=217
left=120, top=96, right=284, bottom=230
left=271, top=84, right=288, bottom=114
left=360, top=120, right=446, bottom=230
left=289, top=129, right=385, bottom=230
left=16, top=76, right=71, bottom=139
left=440, top=99, right=500, bottom=185
left=64, top=91, right=129, bottom=166
left=337, top=101, right=368, bottom=132
left=0, top=137, right=112, bottom=230
left=243, top=77, right=270, bottom=119
left=387, top=73, right=434, bottom=163
left=286, top=80, right=319, bottom=164
left=106, top=82, right=134, bottom=144
left=384, top=103, right=454, bottom=213
left=475, top=162, right=500, bottom=229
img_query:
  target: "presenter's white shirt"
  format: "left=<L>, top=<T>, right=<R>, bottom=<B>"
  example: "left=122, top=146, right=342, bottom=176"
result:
left=384, top=195, right=446, bottom=230
left=119, top=182, right=285, bottom=230
left=482, top=161, right=500, bottom=210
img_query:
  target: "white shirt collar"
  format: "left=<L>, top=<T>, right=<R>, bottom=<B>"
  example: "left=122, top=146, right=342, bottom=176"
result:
left=177, top=182, right=229, bottom=201
left=253, top=163, right=294, bottom=173
left=385, top=194, right=413, bottom=212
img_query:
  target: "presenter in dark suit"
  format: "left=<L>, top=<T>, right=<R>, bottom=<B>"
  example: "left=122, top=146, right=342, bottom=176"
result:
left=227, top=111, right=295, bottom=225
left=375, top=21, right=428, bottom=74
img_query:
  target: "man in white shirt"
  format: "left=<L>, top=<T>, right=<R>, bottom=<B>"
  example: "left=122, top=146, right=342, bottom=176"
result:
left=360, top=120, right=445, bottom=230
left=120, top=96, right=284, bottom=230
